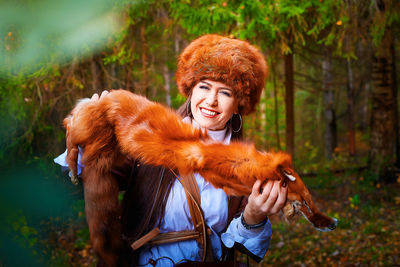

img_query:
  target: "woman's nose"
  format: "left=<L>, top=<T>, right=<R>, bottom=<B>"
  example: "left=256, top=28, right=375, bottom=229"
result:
left=205, top=92, right=218, bottom=106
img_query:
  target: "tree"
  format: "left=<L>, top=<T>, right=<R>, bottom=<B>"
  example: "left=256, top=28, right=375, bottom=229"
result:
left=369, top=0, right=400, bottom=181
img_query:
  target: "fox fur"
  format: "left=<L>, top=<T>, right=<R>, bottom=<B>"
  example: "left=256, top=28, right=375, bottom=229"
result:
left=64, top=89, right=336, bottom=266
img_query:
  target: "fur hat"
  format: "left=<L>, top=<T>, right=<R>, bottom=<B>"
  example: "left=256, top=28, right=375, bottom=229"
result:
left=176, top=34, right=268, bottom=115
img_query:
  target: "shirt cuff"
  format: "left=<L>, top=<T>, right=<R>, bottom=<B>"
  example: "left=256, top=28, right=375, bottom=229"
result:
left=221, top=216, right=272, bottom=259
left=54, top=147, right=85, bottom=177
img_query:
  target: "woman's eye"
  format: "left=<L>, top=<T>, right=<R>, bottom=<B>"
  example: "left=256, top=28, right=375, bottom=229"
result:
left=220, top=91, right=232, bottom=97
left=199, top=86, right=209, bottom=90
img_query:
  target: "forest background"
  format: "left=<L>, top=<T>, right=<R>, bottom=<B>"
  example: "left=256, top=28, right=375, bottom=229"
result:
left=1, top=0, right=400, bottom=266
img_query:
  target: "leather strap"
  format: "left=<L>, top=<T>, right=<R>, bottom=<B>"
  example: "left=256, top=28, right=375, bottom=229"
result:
left=130, top=170, right=212, bottom=262
left=179, top=173, right=204, bottom=237
left=131, top=228, right=160, bottom=250
left=177, top=172, right=211, bottom=262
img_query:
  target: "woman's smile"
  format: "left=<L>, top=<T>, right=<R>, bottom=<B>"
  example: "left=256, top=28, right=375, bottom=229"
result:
left=199, top=107, right=220, bottom=118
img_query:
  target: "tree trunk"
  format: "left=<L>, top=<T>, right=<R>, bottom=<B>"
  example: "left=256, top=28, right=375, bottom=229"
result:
left=346, top=58, right=356, bottom=156
left=125, top=24, right=135, bottom=92
left=391, top=36, right=400, bottom=168
left=161, top=7, right=172, bottom=106
left=162, top=60, right=171, bottom=107
left=322, top=52, right=337, bottom=159
left=91, top=55, right=103, bottom=92
left=369, top=28, right=397, bottom=181
left=272, top=57, right=281, bottom=150
left=284, top=51, right=295, bottom=158
left=260, top=89, right=267, bottom=149
left=140, top=24, right=149, bottom=97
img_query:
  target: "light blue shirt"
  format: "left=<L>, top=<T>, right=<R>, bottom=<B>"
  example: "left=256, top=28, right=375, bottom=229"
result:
left=135, top=171, right=272, bottom=266
left=54, top=118, right=272, bottom=266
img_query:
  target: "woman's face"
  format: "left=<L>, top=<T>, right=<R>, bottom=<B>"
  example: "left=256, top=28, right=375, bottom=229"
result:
left=190, top=80, right=238, bottom=130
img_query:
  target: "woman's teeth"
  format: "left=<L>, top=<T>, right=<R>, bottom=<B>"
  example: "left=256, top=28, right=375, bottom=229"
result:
left=200, top=108, right=217, bottom=116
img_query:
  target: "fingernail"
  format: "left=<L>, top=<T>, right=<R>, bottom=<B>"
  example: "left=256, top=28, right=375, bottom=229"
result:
left=282, top=181, right=287, bottom=188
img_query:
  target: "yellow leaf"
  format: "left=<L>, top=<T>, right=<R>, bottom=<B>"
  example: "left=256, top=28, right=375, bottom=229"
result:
left=336, top=20, right=342, bottom=26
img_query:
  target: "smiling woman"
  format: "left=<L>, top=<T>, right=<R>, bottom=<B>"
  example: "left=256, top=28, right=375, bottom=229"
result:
left=121, top=34, right=286, bottom=266
left=55, top=34, right=283, bottom=266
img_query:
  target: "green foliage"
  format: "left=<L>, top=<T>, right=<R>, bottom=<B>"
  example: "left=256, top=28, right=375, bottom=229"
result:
left=3, top=210, right=39, bottom=250
left=74, top=228, right=91, bottom=250
left=0, top=0, right=125, bottom=75
left=349, top=194, right=360, bottom=209
left=0, top=159, right=77, bottom=266
left=171, top=93, right=186, bottom=109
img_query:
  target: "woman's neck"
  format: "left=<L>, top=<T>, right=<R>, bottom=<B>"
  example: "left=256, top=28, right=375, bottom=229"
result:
left=183, top=117, right=231, bottom=144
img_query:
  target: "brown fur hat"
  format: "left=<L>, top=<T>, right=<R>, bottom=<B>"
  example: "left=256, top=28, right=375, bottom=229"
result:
left=176, top=34, right=268, bottom=115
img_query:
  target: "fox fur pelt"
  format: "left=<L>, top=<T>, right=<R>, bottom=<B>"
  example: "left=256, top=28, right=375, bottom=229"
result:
left=65, top=90, right=292, bottom=195
left=64, top=89, right=336, bottom=266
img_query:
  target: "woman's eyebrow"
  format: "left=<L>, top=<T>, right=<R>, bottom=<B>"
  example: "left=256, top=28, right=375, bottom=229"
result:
left=218, top=87, right=233, bottom=92
left=200, top=81, right=212, bottom=86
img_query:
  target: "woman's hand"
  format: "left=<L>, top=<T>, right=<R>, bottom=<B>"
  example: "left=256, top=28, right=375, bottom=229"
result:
left=91, top=90, right=109, bottom=101
left=243, top=179, right=288, bottom=225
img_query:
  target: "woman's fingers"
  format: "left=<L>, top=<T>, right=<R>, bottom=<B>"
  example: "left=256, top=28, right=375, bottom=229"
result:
left=263, top=180, right=280, bottom=210
left=100, top=90, right=109, bottom=99
left=265, top=180, right=288, bottom=215
left=251, top=179, right=263, bottom=197
left=274, top=185, right=288, bottom=210
left=247, top=178, right=289, bottom=220
left=259, top=180, right=274, bottom=203
left=91, top=93, right=99, bottom=101
left=91, top=90, right=109, bottom=101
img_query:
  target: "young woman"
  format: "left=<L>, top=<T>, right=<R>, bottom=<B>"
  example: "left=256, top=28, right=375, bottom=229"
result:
left=56, top=34, right=288, bottom=266
left=117, top=35, right=288, bottom=266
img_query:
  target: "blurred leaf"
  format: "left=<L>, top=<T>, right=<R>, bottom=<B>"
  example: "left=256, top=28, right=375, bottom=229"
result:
left=0, top=0, right=126, bottom=75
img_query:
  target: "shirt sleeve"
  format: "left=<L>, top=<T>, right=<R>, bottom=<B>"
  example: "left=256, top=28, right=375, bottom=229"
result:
left=221, top=215, right=272, bottom=262
left=53, top=147, right=85, bottom=176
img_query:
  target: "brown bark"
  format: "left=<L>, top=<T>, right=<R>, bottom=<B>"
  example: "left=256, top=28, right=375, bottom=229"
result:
left=369, top=28, right=397, bottom=181
left=284, top=51, right=295, bottom=158
left=91, top=55, right=103, bottom=92
left=140, top=24, right=149, bottom=97
left=345, top=0, right=356, bottom=157
left=125, top=24, right=135, bottom=92
left=346, top=58, right=356, bottom=156
left=161, top=8, right=172, bottom=106
left=272, top=57, right=281, bottom=150
left=391, top=36, right=400, bottom=168
left=322, top=51, right=337, bottom=160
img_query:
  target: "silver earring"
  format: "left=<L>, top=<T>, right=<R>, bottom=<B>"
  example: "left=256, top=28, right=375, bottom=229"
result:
left=231, top=113, right=242, bottom=133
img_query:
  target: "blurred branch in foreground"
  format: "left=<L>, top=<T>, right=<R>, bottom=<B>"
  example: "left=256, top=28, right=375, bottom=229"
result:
left=0, top=0, right=128, bottom=76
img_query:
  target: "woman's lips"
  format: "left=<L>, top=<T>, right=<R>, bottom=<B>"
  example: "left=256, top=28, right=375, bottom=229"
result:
left=200, top=107, right=220, bottom=118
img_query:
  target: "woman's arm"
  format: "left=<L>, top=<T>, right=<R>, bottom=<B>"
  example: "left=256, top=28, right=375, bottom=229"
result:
left=221, top=180, right=287, bottom=262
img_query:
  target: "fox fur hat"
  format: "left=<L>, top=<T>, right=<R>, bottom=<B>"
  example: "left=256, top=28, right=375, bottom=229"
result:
left=176, top=34, right=268, bottom=115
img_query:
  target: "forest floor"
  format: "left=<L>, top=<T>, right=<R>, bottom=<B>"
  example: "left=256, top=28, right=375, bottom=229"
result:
left=41, top=169, right=400, bottom=267
left=260, top=170, right=400, bottom=267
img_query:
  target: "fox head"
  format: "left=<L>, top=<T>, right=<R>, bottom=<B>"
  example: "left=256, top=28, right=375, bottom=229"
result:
left=280, top=168, right=337, bottom=232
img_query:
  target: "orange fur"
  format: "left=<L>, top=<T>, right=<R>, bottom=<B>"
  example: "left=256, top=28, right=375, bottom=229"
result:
left=64, top=89, right=336, bottom=264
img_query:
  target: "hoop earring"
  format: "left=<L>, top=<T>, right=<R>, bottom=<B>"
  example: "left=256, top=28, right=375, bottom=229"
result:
left=186, top=100, right=192, bottom=116
left=231, top=113, right=242, bottom=133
